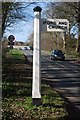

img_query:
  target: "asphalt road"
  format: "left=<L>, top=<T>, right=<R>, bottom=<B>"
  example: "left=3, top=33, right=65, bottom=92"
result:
left=23, top=50, right=80, bottom=110
left=41, top=54, right=80, bottom=110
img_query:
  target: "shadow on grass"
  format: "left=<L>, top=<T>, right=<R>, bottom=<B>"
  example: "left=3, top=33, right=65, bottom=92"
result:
left=2, top=58, right=68, bottom=120
left=2, top=58, right=32, bottom=98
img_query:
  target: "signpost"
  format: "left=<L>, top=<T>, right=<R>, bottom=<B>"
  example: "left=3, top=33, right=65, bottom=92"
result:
left=41, top=19, right=69, bottom=32
left=32, top=6, right=69, bottom=106
left=32, top=6, right=42, bottom=106
left=8, top=35, right=15, bottom=49
left=41, top=19, right=69, bottom=51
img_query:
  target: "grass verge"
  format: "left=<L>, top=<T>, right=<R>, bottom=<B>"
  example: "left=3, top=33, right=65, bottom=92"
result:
left=2, top=48, right=68, bottom=120
left=5, top=49, right=25, bottom=60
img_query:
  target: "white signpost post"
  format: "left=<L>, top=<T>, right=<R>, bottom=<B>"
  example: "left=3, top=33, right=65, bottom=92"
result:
left=32, top=6, right=42, bottom=106
left=32, top=6, right=69, bottom=106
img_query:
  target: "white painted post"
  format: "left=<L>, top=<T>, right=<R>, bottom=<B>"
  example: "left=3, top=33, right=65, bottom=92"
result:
left=32, top=6, right=42, bottom=106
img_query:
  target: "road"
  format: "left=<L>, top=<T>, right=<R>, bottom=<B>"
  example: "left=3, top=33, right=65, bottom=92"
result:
left=23, top=50, right=80, bottom=110
left=41, top=53, right=80, bottom=109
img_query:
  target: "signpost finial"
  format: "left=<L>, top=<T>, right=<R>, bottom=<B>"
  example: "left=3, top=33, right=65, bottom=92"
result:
left=33, top=6, right=42, bottom=12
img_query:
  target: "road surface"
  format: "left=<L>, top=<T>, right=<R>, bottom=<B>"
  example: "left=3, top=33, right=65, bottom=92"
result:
left=41, top=54, right=80, bottom=110
left=23, top=50, right=80, bottom=110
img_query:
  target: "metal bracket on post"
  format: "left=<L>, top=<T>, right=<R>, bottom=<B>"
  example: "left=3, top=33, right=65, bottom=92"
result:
left=32, top=6, right=42, bottom=106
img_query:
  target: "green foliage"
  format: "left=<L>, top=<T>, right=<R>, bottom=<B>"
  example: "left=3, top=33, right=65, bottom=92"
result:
left=5, top=49, right=25, bottom=60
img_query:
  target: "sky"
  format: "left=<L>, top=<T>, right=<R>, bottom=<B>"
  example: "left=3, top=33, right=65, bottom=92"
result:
left=4, top=2, right=78, bottom=42
left=70, top=25, right=78, bottom=38
left=4, top=2, right=48, bottom=42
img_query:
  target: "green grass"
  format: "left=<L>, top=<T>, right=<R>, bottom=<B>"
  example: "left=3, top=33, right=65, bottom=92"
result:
left=2, top=83, right=68, bottom=120
left=7, top=49, right=25, bottom=60
left=2, top=48, right=68, bottom=120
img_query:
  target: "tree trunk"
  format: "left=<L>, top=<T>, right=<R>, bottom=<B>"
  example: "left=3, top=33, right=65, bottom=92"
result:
left=75, top=1, right=80, bottom=53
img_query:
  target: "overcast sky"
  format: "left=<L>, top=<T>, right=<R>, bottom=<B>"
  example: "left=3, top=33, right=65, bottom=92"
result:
left=4, top=2, right=48, bottom=42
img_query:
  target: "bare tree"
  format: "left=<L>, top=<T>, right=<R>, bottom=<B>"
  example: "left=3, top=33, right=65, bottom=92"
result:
left=46, top=2, right=78, bottom=28
left=76, top=1, right=80, bottom=52
left=2, top=2, right=35, bottom=36
left=45, top=2, right=79, bottom=52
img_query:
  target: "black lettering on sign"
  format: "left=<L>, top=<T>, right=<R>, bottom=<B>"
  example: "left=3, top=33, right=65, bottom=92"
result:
left=47, top=21, right=57, bottom=25
left=52, top=25, right=56, bottom=28
left=47, top=21, right=50, bottom=25
left=48, top=24, right=67, bottom=30
left=59, top=22, right=67, bottom=25
left=48, top=25, right=52, bottom=29
left=43, top=21, right=46, bottom=24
